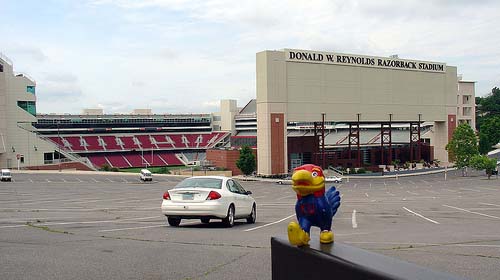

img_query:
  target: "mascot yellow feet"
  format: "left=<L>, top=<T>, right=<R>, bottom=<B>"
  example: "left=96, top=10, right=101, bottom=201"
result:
left=288, top=222, right=310, bottom=246
left=320, top=230, right=334, bottom=244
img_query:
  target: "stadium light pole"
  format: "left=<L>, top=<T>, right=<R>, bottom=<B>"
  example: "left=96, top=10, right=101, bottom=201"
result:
left=57, top=120, right=61, bottom=172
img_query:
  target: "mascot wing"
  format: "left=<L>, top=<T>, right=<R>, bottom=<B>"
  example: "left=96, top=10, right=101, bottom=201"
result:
left=326, top=187, right=341, bottom=216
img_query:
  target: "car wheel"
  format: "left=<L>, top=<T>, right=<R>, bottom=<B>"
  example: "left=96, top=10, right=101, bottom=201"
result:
left=167, top=217, right=181, bottom=227
left=246, top=204, right=256, bottom=224
left=201, top=218, right=210, bottom=224
left=223, top=205, right=235, bottom=228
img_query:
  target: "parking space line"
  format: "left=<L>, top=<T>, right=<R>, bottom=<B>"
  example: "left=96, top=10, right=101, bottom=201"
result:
left=403, top=207, right=440, bottom=224
left=99, top=223, right=167, bottom=232
left=352, top=210, right=358, bottom=228
left=459, top=188, right=481, bottom=192
left=407, top=191, right=419, bottom=195
left=386, top=192, right=395, bottom=196
left=244, top=214, right=295, bottom=232
left=276, top=195, right=293, bottom=201
left=480, top=202, right=500, bottom=207
left=345, top=241, right=500, bottom=248
left=0, top=215, right=162, bottom=229
left=478, top=187, right=497, bottom=191
left=443, top=204, right=500, bottom=220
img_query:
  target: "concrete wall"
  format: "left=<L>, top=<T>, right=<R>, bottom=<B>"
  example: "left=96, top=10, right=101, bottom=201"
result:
left=457, top=80, right=476, bottom=129
left=220, top=99, right=238, bottom=134
left=257, top=49, right=459, bottom=175
left=0, top=56, right=56, bottom=169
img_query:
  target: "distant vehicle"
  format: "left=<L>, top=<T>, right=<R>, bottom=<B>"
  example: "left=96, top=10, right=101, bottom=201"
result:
left=161, top=176, right=256, bottom=227
left=325, top=176, right=343, bottom=183
left=276, top=175, right=292, bottom=185
left=140, top=169, right=152, bottom=181
left=1, top=169, right=12, bottom=182
left=276, top=179, right=291, bottom=185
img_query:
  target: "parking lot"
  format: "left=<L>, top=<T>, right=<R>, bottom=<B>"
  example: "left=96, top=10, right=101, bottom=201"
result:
left=0, top=170, right=499, bottom=279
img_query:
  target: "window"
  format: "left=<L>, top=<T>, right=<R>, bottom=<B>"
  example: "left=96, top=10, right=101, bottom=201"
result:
left=27, top=86, right=35, bottom=94
left=17, top=101, right=36, bottom=116
left=227, top=180, right=239, bottom=193
left=0, top=63, right=3, bottom=72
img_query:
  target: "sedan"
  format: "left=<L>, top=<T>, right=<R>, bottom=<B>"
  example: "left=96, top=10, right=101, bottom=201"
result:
left=161, top=176, right=256, bottom=227
left=325, top=176, right=343, bottom=183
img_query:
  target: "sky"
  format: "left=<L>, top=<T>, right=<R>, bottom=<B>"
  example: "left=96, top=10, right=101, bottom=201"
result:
left=1, top=0, right=499, bottom=114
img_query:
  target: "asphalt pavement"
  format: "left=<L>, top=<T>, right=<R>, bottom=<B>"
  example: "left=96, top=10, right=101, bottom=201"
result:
left=0, top=170, right=499, bottom=279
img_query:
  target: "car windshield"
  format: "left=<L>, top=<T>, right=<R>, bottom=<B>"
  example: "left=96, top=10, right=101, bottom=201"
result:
left=175, top=178, right=222, bottom=189
left=3, top=172, right=10, bottom=176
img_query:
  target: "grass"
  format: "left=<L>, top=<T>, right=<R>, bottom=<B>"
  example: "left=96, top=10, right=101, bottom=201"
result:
left=118, top=166, right=185, bottom=174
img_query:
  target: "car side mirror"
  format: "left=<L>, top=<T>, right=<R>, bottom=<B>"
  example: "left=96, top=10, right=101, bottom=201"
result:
left=246, top=191, right=252, bottom=195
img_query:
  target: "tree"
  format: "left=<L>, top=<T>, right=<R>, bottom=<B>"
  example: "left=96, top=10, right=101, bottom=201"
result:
left=236, top=145, right=256, bottom=176
left=478, top=115, right=500, bottom=154
left=446, top=123, right=479, bottom=176
left=476, top=87, right=500, bottom=130
left=470, top=154, right=498, bottom=179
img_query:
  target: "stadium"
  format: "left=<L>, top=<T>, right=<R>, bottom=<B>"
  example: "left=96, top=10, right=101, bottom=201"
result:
left=0, top=49, right=476, bottom=175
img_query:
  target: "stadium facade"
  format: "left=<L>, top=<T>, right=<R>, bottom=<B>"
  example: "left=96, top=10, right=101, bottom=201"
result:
left=1, top=51, right=475, bottom=175
left=255, top=49, right=476, bottom=175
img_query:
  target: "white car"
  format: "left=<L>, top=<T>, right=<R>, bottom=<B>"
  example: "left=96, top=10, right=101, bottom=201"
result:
left=325, top=176, right=343, bottom=183
left=140, top=169, right=152, bottom=181
left=161, top=176, right=256, bottom=227
left=1, top=169, right=12, bottom=182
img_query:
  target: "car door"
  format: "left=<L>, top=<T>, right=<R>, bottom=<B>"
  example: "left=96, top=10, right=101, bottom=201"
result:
left=233, top=180, right=253, bottom=216
left=226, top=180, right=245, bottom=216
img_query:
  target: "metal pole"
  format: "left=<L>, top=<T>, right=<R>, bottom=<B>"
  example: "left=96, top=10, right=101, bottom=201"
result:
left=57, top=121, right=61, bottom=172
left=322, top=113, right=325, bottom=170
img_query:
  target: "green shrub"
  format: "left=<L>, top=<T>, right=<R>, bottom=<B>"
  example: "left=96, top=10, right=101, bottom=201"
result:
left=100, top=164, right=111, bottom=171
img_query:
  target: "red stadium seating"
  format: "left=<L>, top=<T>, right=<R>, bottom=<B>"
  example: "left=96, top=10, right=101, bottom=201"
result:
left=106, top=154, right=131, bottom=168
left=83, top=136, right=104, bottom=151
left=158, top=153, right=183, bottom=165
left=88, top=155, right=109, bottom=168
left=123, top=154, right=147, bottom=167
left=100, top=136, right=122, bottom=151
left=151, top=135, right=175, bottom=149
left=120, top=136, right=140, bottom=150
left=65, top=136, right=86, bottom=151
left=48, top=137, right=69, bottom=150
left=135, top=135, right=156, bottom=149
left=45, top=132, right=230, bottom=169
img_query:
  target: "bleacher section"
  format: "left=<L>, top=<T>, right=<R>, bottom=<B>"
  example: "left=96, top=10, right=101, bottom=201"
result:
left=106, top=154, right=131, bottom=168
left=47, top=132, right=229, bottom=152
left=100, top=136, right=122, bottom=150
left=87, top=152, right=184, bottom=169
left=45, top=132, right=229, bottom=169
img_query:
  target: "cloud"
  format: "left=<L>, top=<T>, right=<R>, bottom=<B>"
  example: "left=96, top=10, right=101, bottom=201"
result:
left=4, top=0, right=500, bottom=116
left=5, top=45, right=48, bottom=62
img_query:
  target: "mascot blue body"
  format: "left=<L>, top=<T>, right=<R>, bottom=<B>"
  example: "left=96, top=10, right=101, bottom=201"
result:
left=287, top=164, right=341, bottom=246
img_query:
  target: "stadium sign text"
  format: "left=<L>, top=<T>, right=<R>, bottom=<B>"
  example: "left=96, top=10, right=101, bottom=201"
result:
left=286, top=49, right=446, bottom=73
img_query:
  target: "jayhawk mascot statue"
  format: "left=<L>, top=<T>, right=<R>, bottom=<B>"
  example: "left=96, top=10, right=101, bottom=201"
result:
left=288, top=164, right=341, bottom=246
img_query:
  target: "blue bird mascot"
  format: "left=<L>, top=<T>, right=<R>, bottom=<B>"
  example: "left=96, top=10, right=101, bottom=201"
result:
left=287, top=164, right=341, bottom=246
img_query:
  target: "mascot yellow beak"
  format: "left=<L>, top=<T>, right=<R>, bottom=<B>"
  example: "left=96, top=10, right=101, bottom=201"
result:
left=292, top=169, right=325, bottom=196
